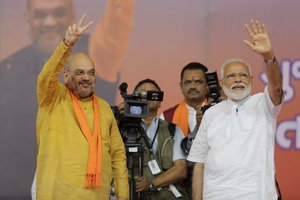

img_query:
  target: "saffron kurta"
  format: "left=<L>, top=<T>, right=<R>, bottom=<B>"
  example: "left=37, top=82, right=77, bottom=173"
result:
left=36, top=41, right=128, bottom=200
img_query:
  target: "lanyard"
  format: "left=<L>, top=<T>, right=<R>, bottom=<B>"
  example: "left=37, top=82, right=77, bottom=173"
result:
left=143, top=120, right=160, bottom=157
left=150, top=120, right=160, bottom=150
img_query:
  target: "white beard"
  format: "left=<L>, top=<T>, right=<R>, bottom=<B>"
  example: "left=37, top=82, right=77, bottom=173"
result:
left=223, top=82, right=251, bottom=101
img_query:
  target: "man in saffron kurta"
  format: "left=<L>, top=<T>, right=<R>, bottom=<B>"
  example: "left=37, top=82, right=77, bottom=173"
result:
left=36, top=15, right=129, bottom=200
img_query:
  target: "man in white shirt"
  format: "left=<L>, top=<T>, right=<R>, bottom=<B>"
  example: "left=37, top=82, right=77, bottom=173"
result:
left=187, top=19, right=283, bottom=200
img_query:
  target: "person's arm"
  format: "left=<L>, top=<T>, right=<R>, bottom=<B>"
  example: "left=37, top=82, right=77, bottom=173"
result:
left=243, top=19, right=283, bottom=105
left=89, top=0, right=135, bottom=82
left=37, top=39, right=71, bottom=106
left=136, top=125, right=188, bottom=192
left=192, top=163, right=204, bottom=200
left=187, top=116, right=209, bottom=200
left=37, top=15, right=93, bottom=106
left=151, top=159, right=187, bottom=187
left=264, top=51, right=282, bottom=105
left=135, top=159, right=187, bottom=192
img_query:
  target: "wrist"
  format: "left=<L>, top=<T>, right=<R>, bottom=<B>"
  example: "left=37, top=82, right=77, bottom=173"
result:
left=262, top=50, right=274, bottom=59
left=263, top=51, right=276, bottom=65
left=264, top=56, right=276, bottom=65
left=63, top=38, right=75, bottom=47
left=63, top=38, right=71, bottom=47
left=148, top=180, right=158, bottom=193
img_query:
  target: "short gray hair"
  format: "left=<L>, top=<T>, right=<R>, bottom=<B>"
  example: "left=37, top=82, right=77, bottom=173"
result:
left=220, top=58, right=252, bottom=79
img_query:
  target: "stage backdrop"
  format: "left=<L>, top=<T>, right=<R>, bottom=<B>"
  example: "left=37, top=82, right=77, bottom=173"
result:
left=0, top=0, right=299, bottom=199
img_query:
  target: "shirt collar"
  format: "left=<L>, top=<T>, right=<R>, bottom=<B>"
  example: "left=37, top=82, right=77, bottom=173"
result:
left=227, top=94, right=251, bottom=108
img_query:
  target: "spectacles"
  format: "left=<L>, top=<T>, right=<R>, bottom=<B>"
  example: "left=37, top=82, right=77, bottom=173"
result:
left=224, top=72, right=250, bottom=80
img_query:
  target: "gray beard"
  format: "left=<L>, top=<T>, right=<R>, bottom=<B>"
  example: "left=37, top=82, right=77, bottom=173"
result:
left=223, top=83, right=251, bottom=101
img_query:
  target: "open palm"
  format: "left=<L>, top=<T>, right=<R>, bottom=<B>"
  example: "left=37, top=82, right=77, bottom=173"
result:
left=243, top=20, right=272, bottom=55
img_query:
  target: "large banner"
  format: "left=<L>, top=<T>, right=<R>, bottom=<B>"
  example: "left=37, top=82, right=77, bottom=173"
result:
left=0, top=0, right=299, bottom=199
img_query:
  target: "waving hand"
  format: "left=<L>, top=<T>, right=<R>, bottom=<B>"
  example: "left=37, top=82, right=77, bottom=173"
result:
left=243, top=19, right=272, bottom=57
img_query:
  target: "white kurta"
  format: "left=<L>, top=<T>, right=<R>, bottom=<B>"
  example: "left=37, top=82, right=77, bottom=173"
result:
left=188, top=87, right=282, bottom=200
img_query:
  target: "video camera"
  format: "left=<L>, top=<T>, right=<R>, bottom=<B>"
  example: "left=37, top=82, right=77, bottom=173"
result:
left=111, top=82, right=164, bottom=143
left=111, top=82, right=164, bottom=200
left=201, top=71, right=222, bottom=113
left=181, top=71, right=222, bottom=155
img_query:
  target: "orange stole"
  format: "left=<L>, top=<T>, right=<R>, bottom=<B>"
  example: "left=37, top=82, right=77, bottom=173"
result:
left=172, top=100, right=189, bottom=137
left=69, top=90, right=102, bottom=188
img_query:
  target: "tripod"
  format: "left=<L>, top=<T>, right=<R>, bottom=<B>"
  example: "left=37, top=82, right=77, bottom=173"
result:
left=125, top=143, right=144, bottom=200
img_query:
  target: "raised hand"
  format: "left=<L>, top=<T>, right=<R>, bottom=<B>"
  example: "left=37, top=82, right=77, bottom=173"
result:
left=64, top=14, right=94, bottom=46
left=195, top=105, right=204, bottom=129
left=243, top=19, right=272, bottom=57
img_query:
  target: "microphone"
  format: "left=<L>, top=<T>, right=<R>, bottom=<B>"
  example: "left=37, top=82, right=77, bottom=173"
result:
left=119, top=82, right=128, bottom=91
left=119, top=82, right=128, bottom=98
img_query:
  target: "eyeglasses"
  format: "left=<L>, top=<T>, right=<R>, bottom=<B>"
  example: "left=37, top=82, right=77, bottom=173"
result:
left=224, top=72, right=250, bottom=80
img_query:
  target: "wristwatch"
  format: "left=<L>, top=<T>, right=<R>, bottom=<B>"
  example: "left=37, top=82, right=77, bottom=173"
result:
left=149, top=183, right=158, bottom=192
left=264, top=56, right=276, bottom=65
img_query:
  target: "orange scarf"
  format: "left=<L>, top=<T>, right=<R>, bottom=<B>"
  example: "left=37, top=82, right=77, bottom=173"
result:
left=173, top=99, right=208, bottom=137
left=173, top=100, right=189, bottom=137
left=69, top=90, right=102, bottom=188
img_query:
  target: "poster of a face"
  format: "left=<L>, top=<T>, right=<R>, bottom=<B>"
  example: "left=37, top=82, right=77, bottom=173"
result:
left=0, top=0, right=299, bottom=199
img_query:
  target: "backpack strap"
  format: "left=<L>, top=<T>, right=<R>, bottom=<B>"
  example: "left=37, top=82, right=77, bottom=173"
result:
left=167, top=122, right=176, bottom=138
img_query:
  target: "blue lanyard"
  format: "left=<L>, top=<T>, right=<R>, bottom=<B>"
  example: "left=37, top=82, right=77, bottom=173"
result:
left=150, top=120, right=160, bottom=150
left=143, top=120, right=160, bottom=156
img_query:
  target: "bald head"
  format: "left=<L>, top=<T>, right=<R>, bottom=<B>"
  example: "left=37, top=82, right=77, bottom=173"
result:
left=64, top=53, right=96, bottom=99
left=65, top=53, right=95, bottom=71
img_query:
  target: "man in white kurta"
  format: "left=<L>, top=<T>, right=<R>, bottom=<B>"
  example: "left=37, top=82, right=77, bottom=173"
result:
left=188, top=20, right=283, bottom=200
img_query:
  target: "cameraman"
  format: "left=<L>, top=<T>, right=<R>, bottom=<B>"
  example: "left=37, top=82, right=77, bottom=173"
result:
left=132, top=78, right=189, bottom=200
